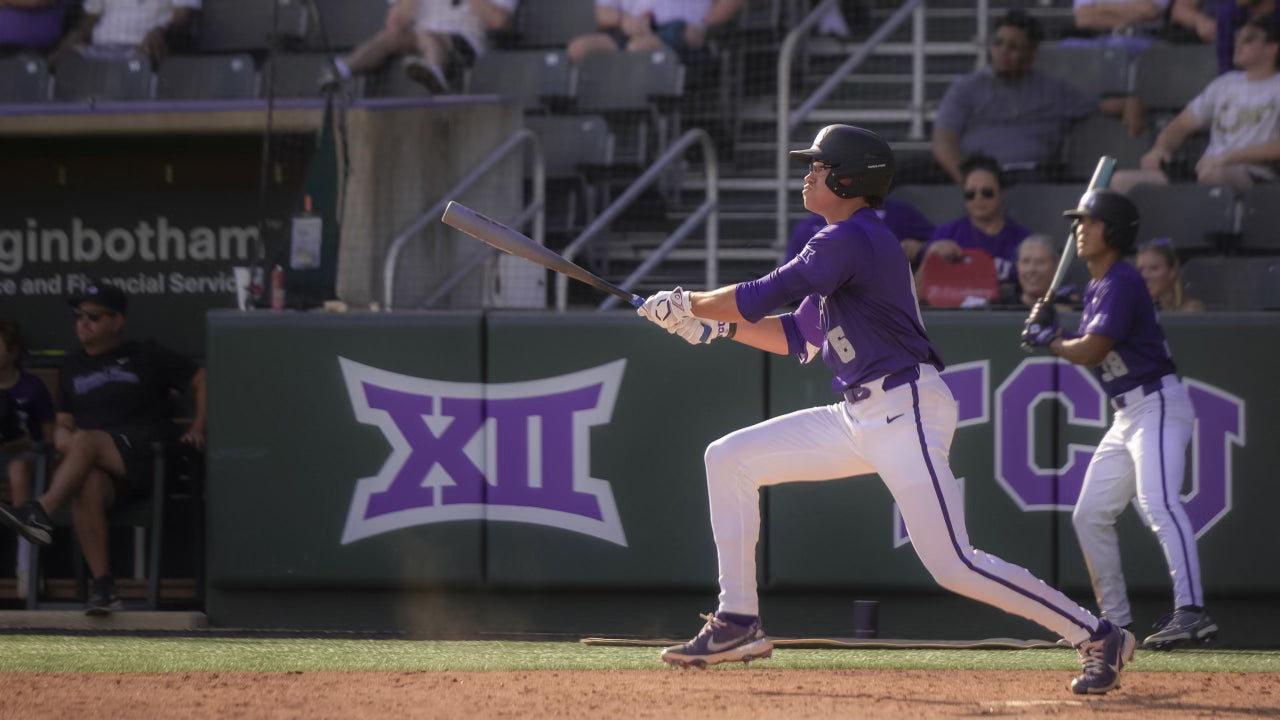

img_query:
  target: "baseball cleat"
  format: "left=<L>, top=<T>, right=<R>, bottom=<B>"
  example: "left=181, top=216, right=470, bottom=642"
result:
left=661, top=613, right=773, bottom=669
left=1142, top=608, right=1218, bottom=650
left=1070, top=620, right=1136, bottom=695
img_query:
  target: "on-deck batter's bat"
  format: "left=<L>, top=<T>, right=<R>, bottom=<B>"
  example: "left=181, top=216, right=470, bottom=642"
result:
left=1044, top=156, right=1117, bottom=303
left=441, top=201, right=644, bottom=308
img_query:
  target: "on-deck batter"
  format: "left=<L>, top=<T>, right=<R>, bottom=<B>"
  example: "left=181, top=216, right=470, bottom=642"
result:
left=639, top=125, right=1135, bottom=695
left=1021, top=189, right=1217, bottom=649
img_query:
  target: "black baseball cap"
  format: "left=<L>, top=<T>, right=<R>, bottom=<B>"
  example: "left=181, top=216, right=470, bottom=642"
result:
left=68, top=282, right=127, bottom=314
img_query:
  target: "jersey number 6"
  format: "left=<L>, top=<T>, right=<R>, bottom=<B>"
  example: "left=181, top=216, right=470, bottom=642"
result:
left=828, top=326, right=856, bottom=362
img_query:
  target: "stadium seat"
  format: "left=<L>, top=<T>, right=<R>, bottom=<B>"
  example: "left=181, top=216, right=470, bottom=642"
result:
left=1128, top=183, right=1236, bottom=250
left=1004, top=184, right=1085, bottom=238
left=919, top=248, right=1001, bottom=308
left=157, top=54, right=258, bottom=99
left=1034, top=42, right=1129, bottom=97
left=1062, top=114, right=1149, bottom=182
left=0, top=55, right=51, bottom=102
left=1239, top=185, right=1280, bottom=250
left=199, top=0, right=308, bottom=53
left=889, top=184, right=964, bottom=226
left=1134, top=44, right=1217, bottom=111
left=466, top=50, right=575, bottom=111
left=575, top=49, right=684, bottom=163
left=53, top=54, right=153, bottom=102
left=304, top=0, right=386, bottom=52
left=1181, top=256, right=1280, bottom=310
left=525, top=114, right=614, bottom=231
left=513, top=0, right=597, bottom=48
left=263, top=53, right=337, bottom=98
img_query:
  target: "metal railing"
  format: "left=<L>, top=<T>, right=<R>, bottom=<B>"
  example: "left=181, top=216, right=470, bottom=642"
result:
left=382, top=127, right=544, bottom=310
left=557, top=128, right=719, bottom=311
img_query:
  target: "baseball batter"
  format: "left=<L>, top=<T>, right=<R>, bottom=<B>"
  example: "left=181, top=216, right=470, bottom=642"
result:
left=639, top=125, right=1135, bottom=694
left=1021, top=190, right=1216, bottom=649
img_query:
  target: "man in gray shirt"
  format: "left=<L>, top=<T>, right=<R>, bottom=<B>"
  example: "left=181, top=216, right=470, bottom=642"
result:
left=932, top=10, right=1146, bottom=183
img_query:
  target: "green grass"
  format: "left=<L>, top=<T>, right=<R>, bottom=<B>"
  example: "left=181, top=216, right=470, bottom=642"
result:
left=0, top=637, right=1277, bottom=674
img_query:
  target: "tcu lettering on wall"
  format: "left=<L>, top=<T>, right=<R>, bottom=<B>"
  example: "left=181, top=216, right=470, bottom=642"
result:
left=338, top=357, right=629, bottom=547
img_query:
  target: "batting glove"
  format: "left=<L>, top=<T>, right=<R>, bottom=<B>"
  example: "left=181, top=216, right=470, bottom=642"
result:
left=1020, top=299, right=1061, bottom=348
left=672, top=317, right=736, bottom=345
left=638, top=287, right=694, bottom=330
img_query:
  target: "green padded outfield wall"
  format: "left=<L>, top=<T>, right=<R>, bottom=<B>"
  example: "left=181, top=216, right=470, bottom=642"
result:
left=206, top=311, right=1274, bottom=629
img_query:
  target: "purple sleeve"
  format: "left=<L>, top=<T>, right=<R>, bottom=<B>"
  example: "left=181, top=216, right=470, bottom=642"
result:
left=780, top=295, right=823, bottom=358
left=1082, top=280, right=1135, bottom=340
left=735, top=259, right=815, bottom=323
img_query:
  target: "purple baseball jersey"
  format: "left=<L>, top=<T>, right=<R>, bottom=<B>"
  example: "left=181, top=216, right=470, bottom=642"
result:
left=926, top=216, right=1031, bottom=284
left=737, top=207, right=944, bottom=393
left=1077, top=260, right=1177, bottom=397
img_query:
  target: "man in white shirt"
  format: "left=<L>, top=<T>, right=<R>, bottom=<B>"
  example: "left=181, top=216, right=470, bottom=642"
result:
left=330, top=0, right=518, bottom=94
left=566, top=0, right=743, bottom=63
left=1112, top=15, right=1280, bottom=191
left=49, top=0, right=200, bottom=65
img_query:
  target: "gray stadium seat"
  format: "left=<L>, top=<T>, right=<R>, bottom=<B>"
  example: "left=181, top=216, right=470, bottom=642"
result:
left=1239, top=185, right=1280, bottom=250
left=466, top=50, right=574, bottom=111
left=0, top=55, right=50, bottom=102
left=888, top=184, right=964, bottom=226
left=1034, top=42, right=1129, bottom=97
left=199, top=0, right=308, bottom=52
left=1004, top=184, right=1085, bottom=238
left=53, top=54, right=153, bottom=102
left=514, top=0, right=597, bottom=47
left=525, top=114, right=614, bottom=230
left=1134, top=44, right=1218, bottom=111
left=1128, top=183, right=1236, bottom=250
left=304, top=0, right=386, bottom=51
left=1181, top=256, right=1280, bottom=310
left=263, top=53, right=336, bottom=98
left=575, top=49, right=683, bottom=163
left=1061, top=114, right=1149, bottom=182
left=157, top=54, right=258, bottom=99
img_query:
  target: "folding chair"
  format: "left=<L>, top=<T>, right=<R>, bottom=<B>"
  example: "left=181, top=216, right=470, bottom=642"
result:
left=157, top=54, right=258, bottom=99
left=198, top=0, right=308, bottom=53
left=466, top=50, right=575, bottom=112
left=53, top=54, right=153, bottom=102
left=1128, top=183, right=1236, bottom=250
left=0, top=55, right=51, bottom=102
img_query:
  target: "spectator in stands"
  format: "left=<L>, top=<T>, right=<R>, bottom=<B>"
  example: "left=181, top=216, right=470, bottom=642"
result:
left=1112, top=15, right=1280, bottom=191
left=0, top=0, right=69, bottom=55
left=0, top=283, right=206, bottom=616
left=1012, top=233, right=1079, bottom=307
left=932, top=10, right=1146, bottom=184
left=325, top=0, right=518, bottom=94
left=0, top=319, right=55, bottom=598
left=565, top=0, right=745, bottom=64
left=1136, top=238, right=1205, bottom=310
left=1171, top=0, right=1280, bottom=73
left=1070, top=0, right=1170, bottom=51
left=47, top=0, right=200, bottom=65
left=919, top=155, right=1031, bottom=291
left=783, top=196, right=935, bottom=270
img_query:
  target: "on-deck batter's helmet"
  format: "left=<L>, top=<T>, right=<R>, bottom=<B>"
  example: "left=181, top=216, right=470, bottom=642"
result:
left=790, top=125, right=895, bottom=200
left=1064, top=189, right=1140, bottom=254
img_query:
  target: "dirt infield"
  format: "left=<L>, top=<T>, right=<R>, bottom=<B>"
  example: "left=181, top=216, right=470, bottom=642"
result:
left=5, top=669, right=1278, bottom=719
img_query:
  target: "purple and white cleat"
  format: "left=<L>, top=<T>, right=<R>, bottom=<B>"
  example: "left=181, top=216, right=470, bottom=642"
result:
left=661, top=613, right=773, bottom=669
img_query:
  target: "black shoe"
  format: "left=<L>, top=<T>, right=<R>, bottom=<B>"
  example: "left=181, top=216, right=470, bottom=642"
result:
left=85, top=576, right=122, bottom=617
left=403, top=57, right=449, bottom=93
left=0, top=500, right=53, bottom=546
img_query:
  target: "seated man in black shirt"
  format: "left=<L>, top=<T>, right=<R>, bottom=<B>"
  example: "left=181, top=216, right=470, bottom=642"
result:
left=0, top=283, right=206, bottom=615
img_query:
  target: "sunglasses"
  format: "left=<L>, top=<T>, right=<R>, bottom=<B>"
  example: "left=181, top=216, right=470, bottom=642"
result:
left=72, top=308, right=117, bottom=322
left=964, top=187, right=997, bottom=200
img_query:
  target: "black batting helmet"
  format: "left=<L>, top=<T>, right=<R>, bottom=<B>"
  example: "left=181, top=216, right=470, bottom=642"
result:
left=1064, top=189, right=1140, bottom=254
left=790, top=125, right=895, bottom=200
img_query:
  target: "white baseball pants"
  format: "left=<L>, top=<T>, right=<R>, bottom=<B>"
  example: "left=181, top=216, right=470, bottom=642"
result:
left=1072, top=376, right=1202, bottom=626
left=705, top=365, right=1100, bottom=646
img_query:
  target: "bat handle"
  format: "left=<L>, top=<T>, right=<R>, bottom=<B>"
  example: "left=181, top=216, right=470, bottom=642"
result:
left=628, top=295, right=645, bottom=308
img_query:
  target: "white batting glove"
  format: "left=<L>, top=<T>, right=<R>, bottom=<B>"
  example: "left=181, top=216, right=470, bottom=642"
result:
left=673, top=317, right=735, bottom=345
left=637, top=287, right=694, bottom=330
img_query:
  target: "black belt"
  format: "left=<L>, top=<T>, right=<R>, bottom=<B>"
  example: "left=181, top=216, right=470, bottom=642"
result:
left=843, top=365, right=921, bottom=405
left=1112, top=379, right=1163, bottom=410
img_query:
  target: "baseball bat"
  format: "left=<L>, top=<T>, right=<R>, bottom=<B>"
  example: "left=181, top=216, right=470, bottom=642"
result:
left=441, top=201, right=644, bottom=308
left=1043, top=155, right=1116, bottom=303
